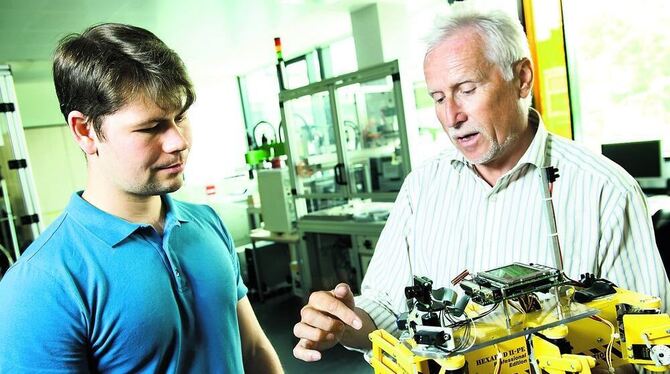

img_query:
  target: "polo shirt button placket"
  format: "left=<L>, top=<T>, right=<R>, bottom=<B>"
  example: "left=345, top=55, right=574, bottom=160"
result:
left=173, top=268, right=186, bottom=290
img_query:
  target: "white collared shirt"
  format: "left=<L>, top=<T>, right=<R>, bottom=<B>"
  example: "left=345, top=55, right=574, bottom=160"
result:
left=355, top=110, right=670, bottom=337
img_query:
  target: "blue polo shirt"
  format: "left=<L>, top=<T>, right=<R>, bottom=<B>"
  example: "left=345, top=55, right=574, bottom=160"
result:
left=0, top=192, right=247, bottom=373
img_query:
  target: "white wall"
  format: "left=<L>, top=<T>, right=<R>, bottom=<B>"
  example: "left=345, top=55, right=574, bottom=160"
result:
left=10, top=61, right=63, bottom=127
left=24, top=125, right=87, bottom=226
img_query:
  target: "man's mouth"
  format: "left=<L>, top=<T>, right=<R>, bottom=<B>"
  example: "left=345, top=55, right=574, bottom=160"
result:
left=159, top=162, right=184, bottom=173
left=455, top=132, right=479, bottom=146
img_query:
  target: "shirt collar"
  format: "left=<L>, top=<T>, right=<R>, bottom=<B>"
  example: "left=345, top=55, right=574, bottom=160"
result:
left=446, top=108, right=548, bottom=171
left=65, top=192, right=189, bottom=247
left=515, top=108, right=548, bottom=169
left=163, top=194, right=189, bottom=233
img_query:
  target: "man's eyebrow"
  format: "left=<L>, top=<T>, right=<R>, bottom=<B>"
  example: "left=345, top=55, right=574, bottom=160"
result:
left=134, top=109, right=187, bottom=127
left=454, top=79, right=477, bottom=88
left=428, top=78, right=477, bottom=96
left=134, top=116, right=168, bottom=127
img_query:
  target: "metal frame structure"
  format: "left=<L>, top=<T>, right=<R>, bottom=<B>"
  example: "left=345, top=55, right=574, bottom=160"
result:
left=0, top=65, right=43, bottom=263
left=279, top=60, right=412, bottom=203
left=276, top=61, right=412, bottom=294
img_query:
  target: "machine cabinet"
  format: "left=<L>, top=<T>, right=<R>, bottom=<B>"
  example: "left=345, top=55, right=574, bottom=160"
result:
left=279, top=60, right=411, bottom=206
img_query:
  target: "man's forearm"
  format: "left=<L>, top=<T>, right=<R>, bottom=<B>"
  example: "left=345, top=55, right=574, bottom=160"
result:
left=340, top=307, right=377, bottom=349
left=243, top=336, right=283, bottom=374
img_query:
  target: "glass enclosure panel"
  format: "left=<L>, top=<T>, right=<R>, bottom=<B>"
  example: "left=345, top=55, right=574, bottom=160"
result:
left=336, top=76, right=405, bottom=193
left=303, top=197, right=348, bottom=214
left=284, top=91, right=345, bottom=196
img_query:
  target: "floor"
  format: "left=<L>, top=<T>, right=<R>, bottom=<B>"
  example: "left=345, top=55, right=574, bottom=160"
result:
left=253, top=294, right=372, bottom=374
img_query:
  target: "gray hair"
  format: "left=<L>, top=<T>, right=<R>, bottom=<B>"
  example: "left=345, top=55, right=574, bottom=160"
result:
left=426, top=9, right=531, bottom=82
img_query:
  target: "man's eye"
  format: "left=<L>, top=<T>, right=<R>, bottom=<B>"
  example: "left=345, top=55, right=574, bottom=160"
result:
left=433, top=97, right=445, bottom=104
left=175, top=115, right=185, bottom=123
left=461, top=87, right=476, bottom=95
left=138, top=124, right=159, bottom=132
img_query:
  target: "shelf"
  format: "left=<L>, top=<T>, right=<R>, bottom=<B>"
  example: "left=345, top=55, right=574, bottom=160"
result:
left=249, top=228, right=300, bottom=244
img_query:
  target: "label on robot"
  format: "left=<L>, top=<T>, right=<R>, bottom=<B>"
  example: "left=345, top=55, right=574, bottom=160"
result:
left=465, top=336, right=531, bottom=373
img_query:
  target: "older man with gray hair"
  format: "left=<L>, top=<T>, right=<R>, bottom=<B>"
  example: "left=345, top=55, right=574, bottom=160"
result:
left=292, top=8, right=668, bottom=372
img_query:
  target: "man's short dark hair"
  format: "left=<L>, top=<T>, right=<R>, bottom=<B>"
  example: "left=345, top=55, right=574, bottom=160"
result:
left=53, top=23, right=196, bottom=139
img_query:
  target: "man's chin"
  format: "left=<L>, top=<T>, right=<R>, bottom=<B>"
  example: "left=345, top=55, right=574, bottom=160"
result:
left=459, top=145, right=500, bottom=165
left=462, top=151, right=487, bottom=165
left=163, top=184, right=182, bottom=194
left=163, top=180, right=184, bottom=194
left=134, top=180, right=183, bottom=196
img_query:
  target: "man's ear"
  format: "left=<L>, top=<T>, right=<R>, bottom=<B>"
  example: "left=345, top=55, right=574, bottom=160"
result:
left=516, top=58, right=534, bottom=99
left=68, top=111, right=98, bottom=155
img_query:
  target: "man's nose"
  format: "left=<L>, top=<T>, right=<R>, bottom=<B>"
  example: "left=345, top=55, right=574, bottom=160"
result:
left=163, top=122, right=190, bottom=153
left=443, top=98, right=466, bottom=129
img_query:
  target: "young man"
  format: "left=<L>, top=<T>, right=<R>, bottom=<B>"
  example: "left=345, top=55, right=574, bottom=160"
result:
left=292, top=9, right=669, bottom=364
left=0, top=23, right=282, bottom=373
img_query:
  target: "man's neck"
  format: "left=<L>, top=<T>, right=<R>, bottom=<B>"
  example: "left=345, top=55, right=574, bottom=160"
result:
left=82, top=185, right=165, bottom=234
left=474, top=122, right=537, bottom=186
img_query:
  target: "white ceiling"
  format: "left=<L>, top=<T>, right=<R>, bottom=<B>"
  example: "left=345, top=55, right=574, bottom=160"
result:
left=0, top=0, right=429, bottom=75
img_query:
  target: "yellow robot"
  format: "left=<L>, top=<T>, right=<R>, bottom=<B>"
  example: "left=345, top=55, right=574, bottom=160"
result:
left=369, top=263, right=670, bottom=373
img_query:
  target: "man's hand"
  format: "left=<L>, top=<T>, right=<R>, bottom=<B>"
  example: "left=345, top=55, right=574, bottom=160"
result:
left=293, top=283, right=363, bottom=362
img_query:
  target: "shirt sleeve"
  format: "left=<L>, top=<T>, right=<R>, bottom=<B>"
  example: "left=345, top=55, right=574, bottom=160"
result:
left=0, top=264, right=89, bottom=372
left=354, top=176, right=417, bottom=339
left=597, top=184, right=670, bottom=311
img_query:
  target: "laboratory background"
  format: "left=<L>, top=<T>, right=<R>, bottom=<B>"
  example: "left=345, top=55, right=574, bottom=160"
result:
left=0, top=0, right=669, bottom=372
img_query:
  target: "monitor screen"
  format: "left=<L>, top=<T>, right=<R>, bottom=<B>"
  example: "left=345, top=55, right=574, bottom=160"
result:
left=478, top=263, right=553, bottom=285
left=601, top=140, right=663, bottom=178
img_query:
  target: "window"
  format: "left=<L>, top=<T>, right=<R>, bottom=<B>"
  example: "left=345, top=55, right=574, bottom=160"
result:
left=237, top=37, right=358, bottom=150
left=320, top=36, right=357, bottom=78
left=237, top=66, right=282, bottom=148
left=563, top=0, right=670, bottom=156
